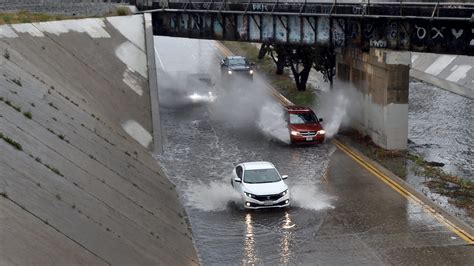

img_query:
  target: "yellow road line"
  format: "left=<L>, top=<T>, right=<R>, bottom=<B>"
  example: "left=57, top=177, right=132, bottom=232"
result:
left=333, top=139, right=474, bottom=245
left=214, top=41, right=232, bottom=57
left=215, top=40, right=473, bottom=245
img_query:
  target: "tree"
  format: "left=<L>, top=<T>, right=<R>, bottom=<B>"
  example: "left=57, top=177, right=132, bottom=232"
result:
left=285, top=46, right=315, bottom=91
left=259, top=43, right=336, bottom=91
left=259, top=44, right=286, bottom=75
left=313, top=46, right=336, bottom=88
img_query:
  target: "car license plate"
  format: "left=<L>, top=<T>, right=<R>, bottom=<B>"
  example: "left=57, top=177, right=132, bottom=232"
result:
left=264, top=200, right=273, bottom=206
left=305, top=137, right=313, bottom=141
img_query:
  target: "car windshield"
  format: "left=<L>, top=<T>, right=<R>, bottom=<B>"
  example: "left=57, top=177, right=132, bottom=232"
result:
left=289, top=112, right=318, bottom=124
left=228, top=58, right=248, bottom=66
left=244, top=169, right=281, bottom=184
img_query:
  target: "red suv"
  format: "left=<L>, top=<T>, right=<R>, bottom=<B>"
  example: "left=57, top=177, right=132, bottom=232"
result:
left=285, top=106, right=325, bottom=144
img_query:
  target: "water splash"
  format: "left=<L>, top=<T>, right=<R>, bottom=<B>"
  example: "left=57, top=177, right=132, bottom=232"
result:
left=184, top=179, right=241, bottom=211
left=183, top=179, right=334, bottom=212
left=289, top=184, right=334, bottom=210
left=257, top=102, right=291, bottom=144
left=317, top=90, right=350, bottom=138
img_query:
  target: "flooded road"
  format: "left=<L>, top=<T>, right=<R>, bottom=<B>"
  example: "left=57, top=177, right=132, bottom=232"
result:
left=154, top=36, right=473, bottom=264
left=155, top=37, right=335, bottom=263
left=408, top=80, right=473, bottom=181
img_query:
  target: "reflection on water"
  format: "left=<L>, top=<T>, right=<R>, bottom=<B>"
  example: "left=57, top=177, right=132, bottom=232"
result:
left=243, top=212, right=296, bottom=265
left=404, top=196, right=460, bottom=232
left=243, top=213, right=258, bottom=265
left=280, top=212, right=294, bottom=265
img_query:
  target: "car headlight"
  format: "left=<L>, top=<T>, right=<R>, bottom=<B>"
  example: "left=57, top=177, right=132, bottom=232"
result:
left=249, top=69, right=254, bottom=74
left=290, top=130, right=300, bottom=136
left=227, top=70, right=232, bottom=75
left=244, top=192, right=254, bottom=198
left=280, top=189, right=288, bottom=196
left=317, top=130, right=326, bottom=135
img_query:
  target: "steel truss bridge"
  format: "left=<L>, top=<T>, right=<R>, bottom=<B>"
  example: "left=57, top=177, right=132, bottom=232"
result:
left=138, top=1, right=474, bottom=56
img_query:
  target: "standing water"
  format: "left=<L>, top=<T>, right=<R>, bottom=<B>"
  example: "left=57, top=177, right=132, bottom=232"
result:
left=408, top=80, right=473, bottom=180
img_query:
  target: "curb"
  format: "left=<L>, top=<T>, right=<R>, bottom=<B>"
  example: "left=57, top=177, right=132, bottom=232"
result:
left=333, top=137, right=474, bottom=245
left=144, top=13, right=163, bottom=154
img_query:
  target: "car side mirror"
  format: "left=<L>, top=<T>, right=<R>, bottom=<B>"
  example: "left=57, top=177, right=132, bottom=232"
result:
left=220, top=59, right=225, bottom=66
left=281, top=175, right=288, bottom=180
left=319, top=118, right=323, bottom=122
left=250, top=62, right=255, bottom=66
left=234, top=177, right=242, bottom=183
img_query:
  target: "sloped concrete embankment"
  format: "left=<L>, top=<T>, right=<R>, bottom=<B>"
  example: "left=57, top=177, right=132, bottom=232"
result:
left=0, top=15, right=198, bottom=265
left=411, top=53, right=474, bottom=99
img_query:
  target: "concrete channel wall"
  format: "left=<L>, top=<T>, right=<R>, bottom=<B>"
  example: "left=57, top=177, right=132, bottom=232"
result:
left=411, top=53, right=474, bottom=100
left=0, top=15, right=198, bottom=265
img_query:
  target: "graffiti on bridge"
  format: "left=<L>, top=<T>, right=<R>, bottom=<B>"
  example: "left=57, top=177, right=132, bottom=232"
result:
left=153, top=12, right=474, bottom=55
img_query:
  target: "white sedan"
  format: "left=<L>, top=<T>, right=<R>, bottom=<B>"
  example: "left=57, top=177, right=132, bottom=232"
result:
left=231, top=161, right=290, bottom=209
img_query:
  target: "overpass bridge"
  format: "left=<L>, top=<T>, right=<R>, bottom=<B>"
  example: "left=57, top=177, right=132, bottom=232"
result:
left=140, top=1, right=474, bottom=56
left=137, top=1, right=473, bottom=150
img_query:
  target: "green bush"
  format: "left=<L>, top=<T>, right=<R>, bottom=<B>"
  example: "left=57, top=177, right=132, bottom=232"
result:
left=116, top=7, right=131, bottom=16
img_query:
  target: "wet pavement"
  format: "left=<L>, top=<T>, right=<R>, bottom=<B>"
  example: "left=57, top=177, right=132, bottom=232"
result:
left=154, top=36, right=473, bottom=264
left=408, top=80, right=473, bottom=181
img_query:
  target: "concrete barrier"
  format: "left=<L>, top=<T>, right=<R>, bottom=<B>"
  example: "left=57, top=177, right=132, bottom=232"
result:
left=0, top=15, right=198, bottom=265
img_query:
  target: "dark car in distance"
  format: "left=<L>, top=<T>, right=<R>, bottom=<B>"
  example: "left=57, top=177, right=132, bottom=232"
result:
left=220, top=56, right=254, bottom=81
left=285, top=106, right=325, bottom=144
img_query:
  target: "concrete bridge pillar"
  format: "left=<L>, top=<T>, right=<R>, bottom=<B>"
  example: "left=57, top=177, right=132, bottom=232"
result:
left=336, top=48, right=411, bottom=150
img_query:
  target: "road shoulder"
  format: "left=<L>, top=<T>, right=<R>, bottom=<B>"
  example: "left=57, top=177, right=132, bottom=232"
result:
left=333, top=137, right=474, bottom=245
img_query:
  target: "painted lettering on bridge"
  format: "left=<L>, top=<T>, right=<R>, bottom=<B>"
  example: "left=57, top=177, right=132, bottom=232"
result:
left=451, top=28, right=463, bottom=39
left=352, top=6, right=365, bottom=15
left=349, top=21, right=360, bottom=39
left=430, top=27, right=445, bottom=40
left=364, top=23, right=374, bottom=39
left=388, top=22, right=398, bottom=40
left=370, top=39, right=387, bottom=48
left=415, top=25, right=427, bottom=40
left=252, top=4, right=268, bottom=12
